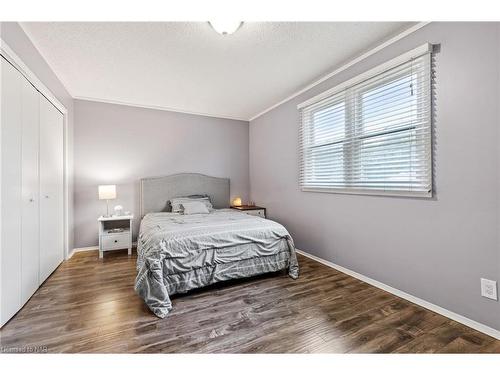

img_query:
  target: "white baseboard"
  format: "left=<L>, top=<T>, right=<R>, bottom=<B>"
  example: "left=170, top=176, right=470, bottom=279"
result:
left=69, top=242, right=137, bottom=259
left=68, top=246, right=98, bottom=259
left=296, top=249, right=500, bottom=340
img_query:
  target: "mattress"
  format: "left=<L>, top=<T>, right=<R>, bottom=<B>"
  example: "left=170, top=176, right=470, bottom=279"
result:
left=134, top=209, right=299, bottom=318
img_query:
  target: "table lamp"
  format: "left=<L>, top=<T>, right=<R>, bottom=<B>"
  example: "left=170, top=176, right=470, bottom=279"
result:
left=98, top=185, right=116, bottom=217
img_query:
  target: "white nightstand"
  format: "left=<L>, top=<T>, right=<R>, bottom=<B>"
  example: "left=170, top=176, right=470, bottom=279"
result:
left=98, top=215, right=133, bottom=259
left=231, top=205, right=266, bottom=218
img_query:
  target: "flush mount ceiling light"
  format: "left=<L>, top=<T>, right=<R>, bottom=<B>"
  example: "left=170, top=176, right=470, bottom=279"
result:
left=209, top=21, right=243, bottom=35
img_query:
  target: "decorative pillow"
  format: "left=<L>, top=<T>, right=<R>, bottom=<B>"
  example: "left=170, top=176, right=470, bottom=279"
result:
left=181, top=201, right=210, bottom=215
left=187, top=194, right=209, bottom=199
left=169, top=196, right=213, bottom=213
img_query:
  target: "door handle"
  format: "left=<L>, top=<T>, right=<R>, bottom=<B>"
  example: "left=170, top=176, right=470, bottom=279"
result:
left=29, top=197, right=35, bottom=203
left=44, top=195, right=49, bottom=199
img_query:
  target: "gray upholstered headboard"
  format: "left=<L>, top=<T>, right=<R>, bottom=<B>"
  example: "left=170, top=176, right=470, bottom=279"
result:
left=140, top=173, right=230, bottom=217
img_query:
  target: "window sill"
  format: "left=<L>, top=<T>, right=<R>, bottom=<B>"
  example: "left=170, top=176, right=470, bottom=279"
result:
left=301, top=187, right=432, bottom=198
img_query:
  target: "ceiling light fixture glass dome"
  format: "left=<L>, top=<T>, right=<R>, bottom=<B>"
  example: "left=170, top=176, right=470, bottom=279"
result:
left=209, top=21, right=243, bottom=35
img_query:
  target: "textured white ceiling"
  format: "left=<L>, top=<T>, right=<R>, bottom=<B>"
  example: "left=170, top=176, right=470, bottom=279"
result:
left=21, top=22, right=413, bottom=120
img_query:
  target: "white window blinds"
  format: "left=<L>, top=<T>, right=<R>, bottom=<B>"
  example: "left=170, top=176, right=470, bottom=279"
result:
left=298, top=44, right=433, bottom=197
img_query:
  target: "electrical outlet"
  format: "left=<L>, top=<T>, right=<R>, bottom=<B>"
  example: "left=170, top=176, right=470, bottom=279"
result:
left=480, top=278, right=498, bottom=300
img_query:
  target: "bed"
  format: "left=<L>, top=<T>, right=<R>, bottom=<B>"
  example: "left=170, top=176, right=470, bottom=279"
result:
left=134, top=173, right=299, bottom=318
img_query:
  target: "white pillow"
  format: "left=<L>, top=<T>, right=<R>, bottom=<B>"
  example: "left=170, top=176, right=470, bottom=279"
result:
left=181, top=201, right=210, bottom=215
left=170, top=197, right=213, bottom=213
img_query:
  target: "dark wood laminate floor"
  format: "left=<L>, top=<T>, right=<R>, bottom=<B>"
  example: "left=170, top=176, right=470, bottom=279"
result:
left=1, top=250, right=499, bottom=353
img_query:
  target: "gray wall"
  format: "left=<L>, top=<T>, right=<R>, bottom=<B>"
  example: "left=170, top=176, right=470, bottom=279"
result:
left=74, top=99, right=249, bottom=248
left=0, top=22, right=75, bottom=252
left=4, top=20, right=499, bottom=331
left=249, top=22, right=500, bottom=330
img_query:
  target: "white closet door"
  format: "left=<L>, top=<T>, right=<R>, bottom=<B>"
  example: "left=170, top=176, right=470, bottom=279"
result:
left=39, top=95, right=64, bottom=283
left=21, top=78, right=40, bottom=302
left=1, top=58, right=23, bottom=326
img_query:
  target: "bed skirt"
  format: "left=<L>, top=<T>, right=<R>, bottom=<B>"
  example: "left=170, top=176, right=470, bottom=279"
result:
left=135, top=241, right=298, bottom=318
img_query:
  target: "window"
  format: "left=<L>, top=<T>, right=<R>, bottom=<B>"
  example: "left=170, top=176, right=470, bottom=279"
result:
left=298, top=44, right=432, bottom=197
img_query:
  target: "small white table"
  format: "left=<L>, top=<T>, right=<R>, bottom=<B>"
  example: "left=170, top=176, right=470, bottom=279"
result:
left=98, top=215, right=133, bottom=259
left=230, top=205, right=266, bottom=218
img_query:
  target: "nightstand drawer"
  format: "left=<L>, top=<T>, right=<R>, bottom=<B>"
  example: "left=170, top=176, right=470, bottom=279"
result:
left=101, top=233, right=130, bottom=250
left=245, top=209, right=265, bottom=218
left=231, top=205, right=266, bottom=218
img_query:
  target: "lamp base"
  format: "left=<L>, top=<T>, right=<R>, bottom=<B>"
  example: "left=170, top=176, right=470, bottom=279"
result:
left=101, top=199, right=111, bottom=218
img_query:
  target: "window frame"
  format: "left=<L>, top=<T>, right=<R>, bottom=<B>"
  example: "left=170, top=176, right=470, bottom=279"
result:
left=297, top=43, right=433, bottom=198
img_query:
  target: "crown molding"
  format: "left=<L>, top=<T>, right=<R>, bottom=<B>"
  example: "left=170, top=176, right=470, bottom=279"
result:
left=248, top=21, right=431, bottom=122
left=0, top=37, right=67, bottom=114
left=19, top=22, right=247, bottom=122
left=17, top=21, right=431, bottom=123
left=18, top=22, right=74, bottom=98
left=74, top=96, right=249, bottom=122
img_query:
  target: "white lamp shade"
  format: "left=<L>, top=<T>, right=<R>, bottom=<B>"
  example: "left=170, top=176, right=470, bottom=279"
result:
left=98, top=185, right=116, bottom=200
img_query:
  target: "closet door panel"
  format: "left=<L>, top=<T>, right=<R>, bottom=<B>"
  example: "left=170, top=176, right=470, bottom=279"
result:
left=21, top=79, right=40, bottom=302
left=39, top=95, right=64, bottom=283
left=1, top=58, right=23, bottom=326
